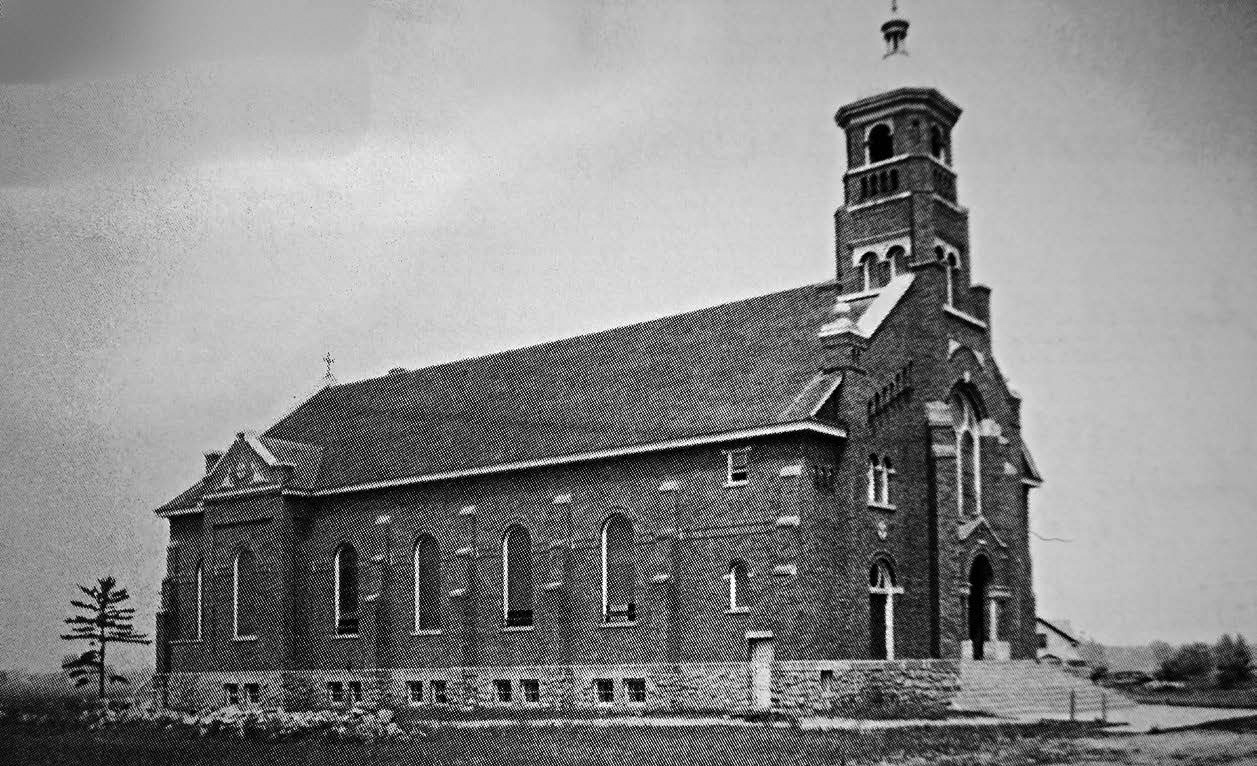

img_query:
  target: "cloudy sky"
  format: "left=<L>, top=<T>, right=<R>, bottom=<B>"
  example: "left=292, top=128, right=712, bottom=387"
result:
left=1, top=0, right=1255, bottom=671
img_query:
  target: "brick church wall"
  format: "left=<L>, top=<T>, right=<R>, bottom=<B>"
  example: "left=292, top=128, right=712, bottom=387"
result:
left=157, top=87, right=1042, bottom=714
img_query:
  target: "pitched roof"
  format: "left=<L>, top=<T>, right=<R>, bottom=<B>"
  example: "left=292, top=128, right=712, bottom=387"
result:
left=257, top=435, right=323, bottom=491
left=1035, top=617, right=1080, bottom=645
left=157, top=278, right=915, bottom=512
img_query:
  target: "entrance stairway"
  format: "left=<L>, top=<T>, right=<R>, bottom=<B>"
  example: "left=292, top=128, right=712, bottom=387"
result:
left=950, top=661, right=1137, bottom=720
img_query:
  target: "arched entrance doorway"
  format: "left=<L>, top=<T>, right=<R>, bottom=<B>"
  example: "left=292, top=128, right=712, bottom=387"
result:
left=967, top=555, right=993, bottom=660
left=869, top=560, right=900, bottom=660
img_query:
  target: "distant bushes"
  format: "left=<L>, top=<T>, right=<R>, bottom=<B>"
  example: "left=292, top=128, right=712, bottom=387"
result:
left=1215, top=634, right=1254, bottom=689
left=1158, top=642, right=1214, bottom=682
left=1152, top=634, right=1251, bottom=688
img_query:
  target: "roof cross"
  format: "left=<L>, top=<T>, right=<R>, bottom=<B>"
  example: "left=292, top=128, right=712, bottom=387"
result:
left=323, top=352, right=336, bottom=380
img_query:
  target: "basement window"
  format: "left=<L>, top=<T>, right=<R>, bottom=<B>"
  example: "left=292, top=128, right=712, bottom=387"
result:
left=521, top=679, right=541, bottom=703
left=407, top=681, right=423, bottom=705
left=431, top=680, right=449, bottom=704
left=625, top=678, right=647, bottom=703
left=494, top=679, right=512, bottom=703
left=223, top=683, right=240, bottom=706
left=594, top=678, right=615, bottom=704
left=327, top=681, right=345, bottom=704
left=244, top=683, right=260, bottom=705
left=347, top=681, right=363, bottom=704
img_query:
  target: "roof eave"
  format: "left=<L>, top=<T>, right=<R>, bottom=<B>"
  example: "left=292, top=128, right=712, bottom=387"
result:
left=303, top=420, right=847, bottom=500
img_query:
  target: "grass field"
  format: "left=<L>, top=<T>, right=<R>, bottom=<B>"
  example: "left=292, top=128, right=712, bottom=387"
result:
left=0, top=721, right=1087, bottom=766
left=5, top=713, right=1257, bottom=765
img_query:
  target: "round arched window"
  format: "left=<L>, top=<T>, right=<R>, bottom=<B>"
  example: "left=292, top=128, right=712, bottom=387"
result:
left=867, top=124, right=895, bottom=163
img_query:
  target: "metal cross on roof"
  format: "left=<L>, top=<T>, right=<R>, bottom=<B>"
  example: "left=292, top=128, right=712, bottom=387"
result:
left=323, top=352, right=335, bottom=378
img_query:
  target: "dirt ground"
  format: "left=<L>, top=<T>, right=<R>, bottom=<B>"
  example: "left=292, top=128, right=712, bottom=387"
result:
left=1072, top=729, right=1257, bottom=765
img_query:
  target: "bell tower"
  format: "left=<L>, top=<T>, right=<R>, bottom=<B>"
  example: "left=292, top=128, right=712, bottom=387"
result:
left=832, top=3, right=979, bottom=321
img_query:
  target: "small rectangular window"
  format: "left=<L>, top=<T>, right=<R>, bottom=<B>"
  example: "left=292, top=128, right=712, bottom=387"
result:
left=1038, top=633, right=1049, bottom=650
left=521, top=679, right=540, bottom=703
left=244, top=683, right=260, bottom=704
left=407, top=681, right=423, bottom=705
left=327, top=681, right=344, bottom=704
left=726, top=449, right=750, bottom=485
left=431, top=680, right=448, bottom=704
left=624, top=678, right=646, bottom=703
left=223, top=683, right=240, bottom=705
left=494, top=679, right=512, bottom=703
left=347, top=680, right=363, bottom=704
left=594, top=678, right=614, bottom=704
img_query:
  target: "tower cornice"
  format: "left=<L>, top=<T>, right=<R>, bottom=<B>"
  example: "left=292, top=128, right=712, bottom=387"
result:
left=835, top=87, right=961, bottom=129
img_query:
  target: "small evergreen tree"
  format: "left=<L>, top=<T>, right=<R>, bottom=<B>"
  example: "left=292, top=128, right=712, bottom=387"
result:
left=60, top=576, right=150, bottom=698
left=1215, top=633, right=1253, bottom=689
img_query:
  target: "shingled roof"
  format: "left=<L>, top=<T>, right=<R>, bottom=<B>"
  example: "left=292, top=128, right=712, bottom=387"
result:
left=157, top=277, right=914, bottom=513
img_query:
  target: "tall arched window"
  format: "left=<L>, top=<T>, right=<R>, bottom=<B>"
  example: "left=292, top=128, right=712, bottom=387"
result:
left=943, top=252, right=960, bottom=305
left=728, top=561, right=749, bottom=612
left=602, top=514, right=636, bottom=623
left=334, top=544, right=359, bottom=636
left=232, top=548, right=257, bottom=639
left=867, top=123, right=894, bottom=163
left=868, top=456, right=893, bottom=506
left=930, top=125, right=948, bottom=161
left=413, top=535, right=441, bottom=631
left=950, top=391, right=982, bottom=517
left=887, top=245, right=907, bottom=279
left=859, top=252, right=878, bottom=291
left=869, top=560, right=900, bottom=660
left=503, top=525, right=533, bottom=628
left=194, top=562, right=204, bottom=641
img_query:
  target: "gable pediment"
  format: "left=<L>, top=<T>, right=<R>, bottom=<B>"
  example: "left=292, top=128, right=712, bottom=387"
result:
left=206, top=433, right=281, bottom=493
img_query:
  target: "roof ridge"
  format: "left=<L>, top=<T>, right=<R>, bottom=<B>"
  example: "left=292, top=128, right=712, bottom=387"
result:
left=325, top=280, right=831, bottom=392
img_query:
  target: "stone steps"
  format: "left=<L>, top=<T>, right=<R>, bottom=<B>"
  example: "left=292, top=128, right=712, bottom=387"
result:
left=950, top=660, right=1135, bottom=719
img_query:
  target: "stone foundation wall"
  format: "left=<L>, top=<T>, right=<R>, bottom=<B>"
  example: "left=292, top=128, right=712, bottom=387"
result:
left=775, top=659, right=960, bottom=715
left=156, top=659, right=959, bottom=716
left=155, top=671, right=286, bottom=711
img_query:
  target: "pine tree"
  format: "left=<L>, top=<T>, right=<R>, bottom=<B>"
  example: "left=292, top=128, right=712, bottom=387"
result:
left=60, top=576, right=151, bottom=699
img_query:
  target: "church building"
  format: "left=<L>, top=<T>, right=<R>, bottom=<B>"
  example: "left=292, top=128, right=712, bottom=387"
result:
left=153, top=7, right=1044, bottom=714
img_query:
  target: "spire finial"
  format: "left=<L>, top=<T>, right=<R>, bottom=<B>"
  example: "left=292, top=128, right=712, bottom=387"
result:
left=882, top=0, right=910, bottom=58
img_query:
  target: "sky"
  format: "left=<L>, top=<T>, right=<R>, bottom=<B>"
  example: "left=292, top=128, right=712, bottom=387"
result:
left=1, top=0, right=1255, bottom=671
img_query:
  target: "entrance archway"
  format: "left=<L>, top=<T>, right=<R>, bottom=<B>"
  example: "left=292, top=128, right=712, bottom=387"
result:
left=967, top=555, right=993, bottom=660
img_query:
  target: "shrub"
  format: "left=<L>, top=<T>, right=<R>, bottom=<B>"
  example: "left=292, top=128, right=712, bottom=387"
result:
left=70, top=701, right=411, bottom=742
left=1215, top=634, right=1253, bottom=689
left=1159, top=643, right=1214, bottom=682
